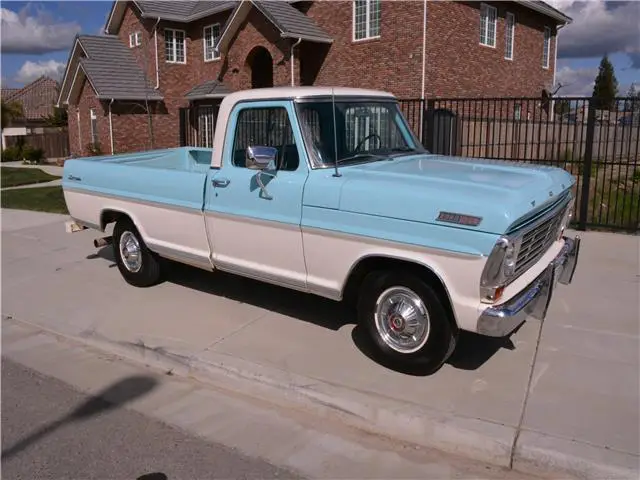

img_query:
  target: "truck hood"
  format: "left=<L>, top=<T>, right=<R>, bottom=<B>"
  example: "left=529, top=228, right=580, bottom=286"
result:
left=338, top=154, right=575, bottom=234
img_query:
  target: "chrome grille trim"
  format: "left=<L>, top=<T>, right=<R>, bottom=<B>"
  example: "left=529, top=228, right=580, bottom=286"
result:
left=509, top=193, right=572, bottom=283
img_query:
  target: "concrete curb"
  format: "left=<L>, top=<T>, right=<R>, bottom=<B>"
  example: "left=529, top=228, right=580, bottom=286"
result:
left=4, top=315, right=638, bottom=480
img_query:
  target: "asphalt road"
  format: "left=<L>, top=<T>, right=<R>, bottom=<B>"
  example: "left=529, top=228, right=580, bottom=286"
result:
left=1, top=357, right=302, bottom=480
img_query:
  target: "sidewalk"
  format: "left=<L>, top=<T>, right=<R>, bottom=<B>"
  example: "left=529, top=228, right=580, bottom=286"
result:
left=1, top=208, right=638, bottom=479
left=1, top=162, right=63, bottom=191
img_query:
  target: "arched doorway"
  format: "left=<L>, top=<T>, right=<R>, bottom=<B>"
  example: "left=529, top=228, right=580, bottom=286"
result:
left=247, top=46, right=273, bottom=89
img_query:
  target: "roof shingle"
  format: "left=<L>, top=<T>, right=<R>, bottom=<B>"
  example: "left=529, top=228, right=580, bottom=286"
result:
left=76, top=35, right=162, bottom=101
left=185, top=79, right=234, bottom=99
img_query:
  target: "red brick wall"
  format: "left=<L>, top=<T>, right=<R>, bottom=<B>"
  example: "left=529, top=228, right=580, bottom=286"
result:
left=302, top=0, right=424, bottom=97
left=425, top=1, right=556, bottom=98
left=68, top=78, right=110, bottom=156
left=67, top=0, right=559, bottom=156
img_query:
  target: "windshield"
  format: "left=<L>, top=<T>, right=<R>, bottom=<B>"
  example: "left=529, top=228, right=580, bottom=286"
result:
left=294, top=99, right=427, bottom=168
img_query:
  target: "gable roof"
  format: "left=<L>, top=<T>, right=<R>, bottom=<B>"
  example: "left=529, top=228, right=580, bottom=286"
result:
left=185, top=79, right=234, bottom=100
left=57, top=34, right=163, bottom=106
left=216, top=0, right=333, bottom=54
left=105, top=1, right=238, bottom=34
left=2, top=76, right=60, bottom=120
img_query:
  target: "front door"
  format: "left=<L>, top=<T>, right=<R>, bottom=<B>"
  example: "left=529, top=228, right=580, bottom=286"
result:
left=204, top=101, right=309, bottom=290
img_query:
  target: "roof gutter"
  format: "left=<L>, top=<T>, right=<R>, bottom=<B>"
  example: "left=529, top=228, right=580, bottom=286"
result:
left=515, top=0, right=572, bottom=24
left=290, top=38, right=302, bottom=87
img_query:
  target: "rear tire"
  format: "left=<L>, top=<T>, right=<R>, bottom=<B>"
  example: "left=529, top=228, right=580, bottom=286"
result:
left=357, top=270, right=457, bottom=373
left=112, top=217, right=162, bottom=287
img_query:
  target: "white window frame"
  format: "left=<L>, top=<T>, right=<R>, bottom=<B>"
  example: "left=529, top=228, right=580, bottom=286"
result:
left=129, top=31, right=141, bottom=47
left=89, top=108, right=98, bottom=144
left=479, top=3, right=497, bottom=48
left=505, top=12, right=515, bottom=60
left=165, top=28, right=186, bottom=64
left=542, top=26, right=551, bottom=69
left=352, top=0, right=381, bottom=42
left=203, top=23, right=221, bottom=62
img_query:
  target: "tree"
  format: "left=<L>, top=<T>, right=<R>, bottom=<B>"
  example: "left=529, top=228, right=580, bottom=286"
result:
left=554, top=98, right=571, bottom=116
left=1, top=99, right=23, bottom=131
left=42, top=105, right=68, bottom=128
left=624, top=83, right=639, bottom=112
left=592, top=54, right=619, bottom=110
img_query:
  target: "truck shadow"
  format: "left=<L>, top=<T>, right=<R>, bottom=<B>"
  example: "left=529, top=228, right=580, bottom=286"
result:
left=89, top=247, right=517, bottom=375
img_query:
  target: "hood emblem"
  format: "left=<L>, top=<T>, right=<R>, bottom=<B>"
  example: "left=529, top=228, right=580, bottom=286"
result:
left=531, top=200, right=536, bottom=207
left=549, top=191, right=554, bottom=197
left=436, top=211, right=482, bottom=227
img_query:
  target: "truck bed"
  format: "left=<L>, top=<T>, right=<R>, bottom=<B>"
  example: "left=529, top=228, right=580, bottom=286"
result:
left=62, top=147, right=215, bottom=218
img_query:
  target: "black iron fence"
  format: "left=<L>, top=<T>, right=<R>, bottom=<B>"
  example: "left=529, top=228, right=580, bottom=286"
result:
left=181, top=96, right=640, bottom=232
left=399, top=96, right=639, bottom=232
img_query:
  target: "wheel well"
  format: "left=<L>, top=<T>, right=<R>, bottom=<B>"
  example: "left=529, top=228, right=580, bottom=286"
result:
left=342, top=256, right=459, bottom=331
left=100, top=210, right=130, bottom=230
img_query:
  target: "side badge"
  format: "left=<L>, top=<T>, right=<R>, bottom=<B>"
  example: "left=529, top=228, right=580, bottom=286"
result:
left=436, top=211, right=482, bottom=227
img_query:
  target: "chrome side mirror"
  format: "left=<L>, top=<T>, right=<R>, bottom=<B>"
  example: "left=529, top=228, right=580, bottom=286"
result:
left=246, top=146, right=277, bottom=170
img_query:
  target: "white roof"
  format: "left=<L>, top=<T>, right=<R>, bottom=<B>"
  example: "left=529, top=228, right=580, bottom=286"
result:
left=210, top=86, right=396, bottom=168
left=220, top=86, right=395, bottom=105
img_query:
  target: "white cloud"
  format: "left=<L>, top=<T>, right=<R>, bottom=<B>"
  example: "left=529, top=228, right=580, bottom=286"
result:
left=549, top=1, right=640, bottom=67
left=0, top=6, right=80, bottom=54
left=555, top=65, right=598, bottom=96
left=15, top=60, right=66, bottom=84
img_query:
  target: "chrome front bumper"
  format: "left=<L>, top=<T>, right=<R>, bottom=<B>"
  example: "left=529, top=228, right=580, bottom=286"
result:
left=476, top=235, right=581, bottom=337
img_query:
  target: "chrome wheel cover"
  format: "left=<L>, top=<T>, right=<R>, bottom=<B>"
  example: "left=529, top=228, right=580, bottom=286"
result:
left=119, top=231, right=142, bottom=273
left=374, top=286, right=430, bottom=354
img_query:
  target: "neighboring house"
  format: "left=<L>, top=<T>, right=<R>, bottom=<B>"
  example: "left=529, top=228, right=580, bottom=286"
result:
left=56, top=0, right=571, bottom=156
left=1, top=76, right=61, bottom=149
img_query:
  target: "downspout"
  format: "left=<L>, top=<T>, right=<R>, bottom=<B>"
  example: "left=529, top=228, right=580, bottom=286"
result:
left=109, top=99, right=115, bottom=155
left=290, top=37, right=302, bottom=87
left=419, top=0, right=427, bottom=142
left=551, top=23, right=564, bottom=115
left=76, top=108, right=82, bottom=154
left=154, top=18, right=161, bottom=89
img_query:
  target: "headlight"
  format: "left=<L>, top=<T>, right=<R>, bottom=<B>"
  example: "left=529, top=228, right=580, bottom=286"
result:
left=480, top=235, right=520, bottom=303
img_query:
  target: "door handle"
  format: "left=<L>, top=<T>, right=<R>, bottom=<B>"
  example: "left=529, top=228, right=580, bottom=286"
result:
left=212, top=178, right=230, bottom=188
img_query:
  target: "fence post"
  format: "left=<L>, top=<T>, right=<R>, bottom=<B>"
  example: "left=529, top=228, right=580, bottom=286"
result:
left=423, top=99, right=435, bottom=150
left=578, top=98, right=596, bottom=231
left=179, top=108, right=187, bottom=147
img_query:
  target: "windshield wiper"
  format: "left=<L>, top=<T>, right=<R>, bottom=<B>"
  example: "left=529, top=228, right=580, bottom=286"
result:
left=337, top=153, right=386, bottom=164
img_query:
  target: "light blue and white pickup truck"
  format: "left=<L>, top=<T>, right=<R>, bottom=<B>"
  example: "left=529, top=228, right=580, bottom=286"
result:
left=63, top=86, right=580, bottom=371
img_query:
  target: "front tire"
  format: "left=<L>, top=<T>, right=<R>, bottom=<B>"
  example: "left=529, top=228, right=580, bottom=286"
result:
left=357, top=270, right=457, bottom=373
left=112, top=218, right=161, bottom=287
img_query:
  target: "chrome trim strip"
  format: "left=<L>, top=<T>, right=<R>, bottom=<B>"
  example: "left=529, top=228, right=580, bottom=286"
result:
left=302, top=225, right=485, bottom=259
left=214, top=260, right=308, bottom=292
left=204, top=210, right=302, bottom=232
left=149, top=244, right=214, bottom=271
left=477, top=235, right=580, bottom=337
left=64, top=186, right=203, bottom=215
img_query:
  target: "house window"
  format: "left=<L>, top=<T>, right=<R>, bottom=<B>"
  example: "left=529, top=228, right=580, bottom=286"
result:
left=129, top=31, right=141, bottom=47
left=197, top=106, right=217, bottom=147
left=505, top=12, right=514, bottom=60
left=480, top=3, right=497, bottom=47
left=543, top=26, right=551, bottom=68
left=165, top=28, right=186, bottom=63
left=89, top=108, right=98, bottom=145
left=353, top=0, right=380, bottom=41
left=204, top=24, right=221, bottom=61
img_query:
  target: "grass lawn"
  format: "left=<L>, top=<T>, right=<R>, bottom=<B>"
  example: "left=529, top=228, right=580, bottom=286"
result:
left=1, top=186, right=68, bottom=214
left=1, top=167, right=61, bottom=188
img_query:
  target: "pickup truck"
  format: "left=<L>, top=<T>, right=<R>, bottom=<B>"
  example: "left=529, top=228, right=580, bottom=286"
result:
left=62, top=86, right=580, bottom=372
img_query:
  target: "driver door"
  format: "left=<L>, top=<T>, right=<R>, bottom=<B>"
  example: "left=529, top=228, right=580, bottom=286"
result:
left=204, top=101, right=309, bottom=290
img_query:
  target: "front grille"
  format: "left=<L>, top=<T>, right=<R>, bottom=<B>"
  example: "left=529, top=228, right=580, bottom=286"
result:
left=514, top=207, right=565, bottom=276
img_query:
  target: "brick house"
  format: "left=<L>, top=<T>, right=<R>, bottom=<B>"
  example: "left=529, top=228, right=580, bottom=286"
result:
left=56, top=0, right=571, bottom=156
left=2, top=76, right=61, bottom=149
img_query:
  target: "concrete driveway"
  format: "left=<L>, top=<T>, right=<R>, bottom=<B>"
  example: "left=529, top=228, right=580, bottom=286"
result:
left=2, top=208, right=638, bottom=479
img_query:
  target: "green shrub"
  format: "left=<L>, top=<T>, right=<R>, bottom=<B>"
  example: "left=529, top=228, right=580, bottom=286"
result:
left=1, top=146, right=22, bottom=162
left=21, top=145, right=45, bottom=164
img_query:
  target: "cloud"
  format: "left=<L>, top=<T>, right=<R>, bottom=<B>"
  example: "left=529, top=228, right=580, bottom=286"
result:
left=549, top=1, right=640, bottom=68
left=0, top=5, right=80, bottom=54
left=15, top=60, right=66, bottom=83
left=555, top=65, right=598, bottom=96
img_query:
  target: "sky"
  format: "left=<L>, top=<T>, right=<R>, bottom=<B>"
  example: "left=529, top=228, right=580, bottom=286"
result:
left=1, top=0, right=639, bottom=96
